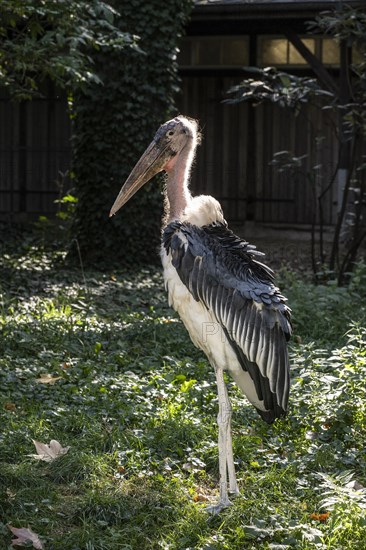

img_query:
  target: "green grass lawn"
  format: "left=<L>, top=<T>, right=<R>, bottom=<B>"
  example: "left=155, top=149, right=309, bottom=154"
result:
left=1, top=244, right=366, bottom=549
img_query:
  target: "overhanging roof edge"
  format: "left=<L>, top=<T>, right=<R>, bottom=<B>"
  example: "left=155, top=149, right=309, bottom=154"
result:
left=193, top=0, right=365, bottom=17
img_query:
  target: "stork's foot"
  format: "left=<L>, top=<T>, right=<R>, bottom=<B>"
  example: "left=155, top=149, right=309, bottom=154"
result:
left=205, top=498, right=234, bottom=515
left=204, top=487, right=240, bottom=514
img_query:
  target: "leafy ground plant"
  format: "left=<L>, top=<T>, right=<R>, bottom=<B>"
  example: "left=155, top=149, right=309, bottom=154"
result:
left=0, top=242, right=366, bottom=549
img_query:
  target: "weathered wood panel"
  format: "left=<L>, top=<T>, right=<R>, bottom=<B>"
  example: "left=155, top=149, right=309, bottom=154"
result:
left=178, top=74, right=347, bottom=227
left=0, top=75, right=363, bottom=227
left=0, top=85, right=71, bottom=217
left=255, top=101, right=339, bottom=226
left=178, top=76, right=249, bottom=222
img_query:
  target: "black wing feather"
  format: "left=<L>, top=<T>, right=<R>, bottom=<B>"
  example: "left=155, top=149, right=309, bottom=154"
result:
left=163, top=220, right=292, bottom=424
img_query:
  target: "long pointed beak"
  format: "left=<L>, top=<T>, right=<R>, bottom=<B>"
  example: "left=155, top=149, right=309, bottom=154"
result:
left=109, top=140, right=172, bottom=217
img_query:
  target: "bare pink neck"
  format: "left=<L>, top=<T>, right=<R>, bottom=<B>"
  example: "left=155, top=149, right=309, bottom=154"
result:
left=165, top=146, right=192, bottom=222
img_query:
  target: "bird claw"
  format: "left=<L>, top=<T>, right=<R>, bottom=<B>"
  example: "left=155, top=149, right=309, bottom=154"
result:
left=204, top=487, right=240, bottom=515
left=205, top=499, right=234, bottom=515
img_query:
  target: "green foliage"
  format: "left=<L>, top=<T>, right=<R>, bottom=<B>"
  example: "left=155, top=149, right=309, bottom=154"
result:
left=225, top=6, right=366, bottom=286
left=1, top=243, right=366, bottom=548
left=0, top=0, right=135, bottom=99
left=309, top=5, right=366, bottom=47
left=225, top=67, right=332, bottom=110
left=54, top=193, right=78, bottom=224
left=282, top=267, right=366, bottom=346
left=70, top=0, right=193, bottom=267
left=318, top=471, right=366, bottom=546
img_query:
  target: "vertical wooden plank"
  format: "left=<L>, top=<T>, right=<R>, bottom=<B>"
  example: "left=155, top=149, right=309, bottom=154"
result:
left=255, top=104, right=264, bottom=223
left=237, top=96, right=248, bottom=223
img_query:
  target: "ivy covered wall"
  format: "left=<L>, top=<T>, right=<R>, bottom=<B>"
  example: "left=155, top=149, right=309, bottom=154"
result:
left=71, top=0, right=193, bottom=266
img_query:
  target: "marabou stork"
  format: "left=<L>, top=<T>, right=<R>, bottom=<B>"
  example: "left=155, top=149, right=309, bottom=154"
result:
left=110, top=116, right=292, bottom=513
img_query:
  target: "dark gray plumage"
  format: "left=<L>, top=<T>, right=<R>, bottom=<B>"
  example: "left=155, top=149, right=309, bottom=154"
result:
left=163, top=220, right=292, bottom=424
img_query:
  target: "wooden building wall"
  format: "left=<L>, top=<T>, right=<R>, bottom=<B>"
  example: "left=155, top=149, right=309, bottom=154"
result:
left=0, top=87, right=71, bottom=219
left=178, top=74, right=341, bottom=227
left=178, top=76, right=250, bottom=223
left=0, top=76, right=363, bottom=228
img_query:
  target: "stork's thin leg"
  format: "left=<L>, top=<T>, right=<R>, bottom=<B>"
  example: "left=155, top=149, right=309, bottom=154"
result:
left=226, top=426, right=239, bottom=495
left=206, top=366, right=238, bottom=513
left=218, top=370, right=239, bottom=495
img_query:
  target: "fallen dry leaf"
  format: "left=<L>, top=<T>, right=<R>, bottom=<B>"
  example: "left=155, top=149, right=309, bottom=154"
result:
left=8, top=525, right=44, bottom=549
left=4, top=402, right=16, bottom=411
left=29, top=439, right=70, bottom=462
left=36, top=374, right=62, bottom=384
left=193, top=492, right=210, bottom=502
left=310, top=512, right=330, bottom=523
left=192, top=491, right=210, bottom=502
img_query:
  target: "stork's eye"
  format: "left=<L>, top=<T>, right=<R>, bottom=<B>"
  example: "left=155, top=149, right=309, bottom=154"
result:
left=167, top=130, right=174, bottom=138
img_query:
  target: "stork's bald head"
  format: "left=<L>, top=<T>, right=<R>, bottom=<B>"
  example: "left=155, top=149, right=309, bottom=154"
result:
left=109, top=116, right=199, bottom=217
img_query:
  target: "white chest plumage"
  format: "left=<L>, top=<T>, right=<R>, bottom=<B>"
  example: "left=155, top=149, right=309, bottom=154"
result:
left=160, top=246, right=265, bottom=411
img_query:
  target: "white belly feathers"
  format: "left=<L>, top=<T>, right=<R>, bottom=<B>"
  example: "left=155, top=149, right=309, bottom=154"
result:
left=160, top=246, right=266, bottom=412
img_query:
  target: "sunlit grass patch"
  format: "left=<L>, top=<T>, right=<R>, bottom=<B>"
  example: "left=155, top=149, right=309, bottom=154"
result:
left=1, top=245, right=366, bottom=548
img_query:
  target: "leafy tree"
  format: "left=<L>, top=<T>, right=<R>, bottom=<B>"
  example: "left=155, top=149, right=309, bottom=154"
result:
left=0, top=0, right=135, bottom=99
left=0, top=0, right=193, bottom=267
left=226, top=6, right=366, bottom=285
left=70, top=0, right=193, bottom=267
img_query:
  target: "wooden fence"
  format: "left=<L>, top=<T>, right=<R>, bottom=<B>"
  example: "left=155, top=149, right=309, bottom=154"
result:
left=0, top=76, right=364, bottom=227
left=178, top=74, right=349, bottom=227
left=0, top=87, right=71, bottom=219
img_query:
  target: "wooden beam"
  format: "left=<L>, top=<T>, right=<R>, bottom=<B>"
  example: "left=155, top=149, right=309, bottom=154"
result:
left=284, top=29, right=339, bottom=95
